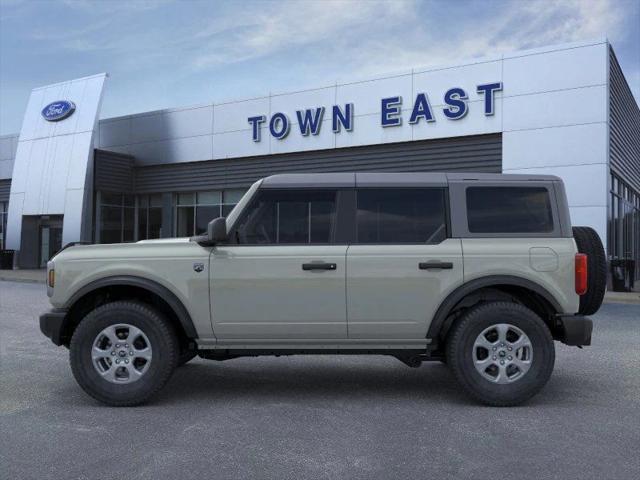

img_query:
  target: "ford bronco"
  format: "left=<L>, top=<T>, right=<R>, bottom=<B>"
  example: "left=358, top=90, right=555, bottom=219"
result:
left=40, top=173, right=606, bottom=406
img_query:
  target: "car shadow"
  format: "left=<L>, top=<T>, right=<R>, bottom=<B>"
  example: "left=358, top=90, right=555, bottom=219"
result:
left=154, top=358, right=479, bottom=406
left=57, top=357, right=587, bottom=409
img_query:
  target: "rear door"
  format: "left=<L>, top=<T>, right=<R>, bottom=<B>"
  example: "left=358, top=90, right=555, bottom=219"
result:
left=346, top=187, right=463, bottom=339
left=210, top=188, right=349, bottom=340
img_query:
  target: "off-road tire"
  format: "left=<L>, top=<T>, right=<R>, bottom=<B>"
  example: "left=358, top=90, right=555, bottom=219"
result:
left=572, top=226, right=607, bottom=315
left=446, top=302, right=555, bottom=407
left=177, top=350, right=197, bottom=367
left=70, top=301, right=178, bottom=406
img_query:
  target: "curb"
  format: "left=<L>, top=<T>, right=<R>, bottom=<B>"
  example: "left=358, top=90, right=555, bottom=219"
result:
left=0, top=277, right=45, bottom=284
left=603, top=297, right=640, bottom=305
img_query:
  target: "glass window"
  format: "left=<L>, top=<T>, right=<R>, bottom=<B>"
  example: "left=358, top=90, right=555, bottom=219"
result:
left=232, top=190, right=337, bottom=244
left=0, top=201, right=6, bottom=250
left=176, top=205, right=195, bottom=237
left=356, top=188, right=447, bottom=244
left=609, top=172, right=640, bottom=280
left=98, top=192, right=136, bottom=243
left=123, top=206, right=134, bottom=242
left=148, top=207, right=162, bottom=238
left=466, top=187, right=553, bottom=234
left=100, top=205, right=123, bottom=244
left=137, top=194, right=163, bottom=240
left=224, top=190, right=245, bottom=205
left=196, top=206, right=220, bottom=235
left=222, top=189, right=246, bottom=217
left=177, top=193, right=195, bottom=205
left=149, top=194, right=163, bottom=208
left=197, top=191, right=221, bottom=205
left=137, top=203, right=148, bottom=240
left=174, top=189, right=247, bottom=236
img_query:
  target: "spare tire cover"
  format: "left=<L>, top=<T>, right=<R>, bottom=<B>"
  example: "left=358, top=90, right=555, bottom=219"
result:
left=572, top=226, right=607, bottom=315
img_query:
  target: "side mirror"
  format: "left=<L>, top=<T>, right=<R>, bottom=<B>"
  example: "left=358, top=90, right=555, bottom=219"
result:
left=207, top=217, right=227, bottom=244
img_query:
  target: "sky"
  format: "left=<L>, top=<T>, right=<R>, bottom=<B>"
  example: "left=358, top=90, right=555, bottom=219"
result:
left=0, top=0, right=639, bottom=135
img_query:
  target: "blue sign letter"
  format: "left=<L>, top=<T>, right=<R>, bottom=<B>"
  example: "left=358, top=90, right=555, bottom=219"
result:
left=381, top=96, right=402, bottom=127
left=269, top=112, right=290, bottom=140
left=296, top=107, right=325, bottom=136
left=443, top=88, right=468, bottom=120
left=477, top=82, right=502, bottom=116
left=247, top=115, right=266, bottom=142
left=332, top=104, right=353, bottom=133
left=409, top=93, right=435, bottom=125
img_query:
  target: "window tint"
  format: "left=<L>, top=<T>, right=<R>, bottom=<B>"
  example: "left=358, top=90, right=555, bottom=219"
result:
left=356, top=188, right=447, bottom=243
left=466, top=187, right=554, bottom=233
left=233, top=190, right=337, bottom=244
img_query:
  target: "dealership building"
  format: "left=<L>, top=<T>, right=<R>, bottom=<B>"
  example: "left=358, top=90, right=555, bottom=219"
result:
left=0, top=39, right=638, bottom=288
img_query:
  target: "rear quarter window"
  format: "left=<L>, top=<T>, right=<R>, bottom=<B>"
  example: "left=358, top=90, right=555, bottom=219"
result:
left=466, top=186, right=554, bottom=233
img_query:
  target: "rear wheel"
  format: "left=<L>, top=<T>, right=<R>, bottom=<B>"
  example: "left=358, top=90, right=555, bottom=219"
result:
left=70, top=301, right=178, bottom=406
left=446, top=302, right=555, bottom=406
left=573, top=226, right=606, bottom=315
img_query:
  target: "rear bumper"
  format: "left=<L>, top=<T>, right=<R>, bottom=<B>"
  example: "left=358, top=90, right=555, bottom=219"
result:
left=557, top=314, right=593, bottom=346
left=39, top=308, right=68, bottom=346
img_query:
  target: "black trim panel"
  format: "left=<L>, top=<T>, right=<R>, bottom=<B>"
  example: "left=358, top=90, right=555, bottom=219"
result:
left=65, top=275, right=197, bottom=338
left=426, top=275, right=563, bottom=341
left=556, top=315, right=592, bottom=346
left=39, top=308, right=68, bottom=346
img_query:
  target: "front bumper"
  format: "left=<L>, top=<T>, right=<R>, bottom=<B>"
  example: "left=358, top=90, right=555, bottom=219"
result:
left=39, top=309, right=68, bottom=346
left=556, top=315, right=593, bottom=346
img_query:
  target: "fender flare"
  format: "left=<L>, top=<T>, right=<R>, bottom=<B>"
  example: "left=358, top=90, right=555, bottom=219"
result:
left=426, top=275, right=563, bottom=342
left=65, top=275, right=197, bottom=338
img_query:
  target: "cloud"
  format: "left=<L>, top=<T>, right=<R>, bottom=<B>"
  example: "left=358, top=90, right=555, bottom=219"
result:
left=17, top=0, right=632, bottom=80
left=189, top=0, right=413, bottom=70
left=340, top=0, right=626, bottom=77
left=1, top=0, right=637, bottom=134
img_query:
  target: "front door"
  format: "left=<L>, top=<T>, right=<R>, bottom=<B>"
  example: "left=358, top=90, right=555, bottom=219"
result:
left=346, top=187, right=463, bottom=339
left=39, top=219, right=63, bottom=267
left=210, top=188, right=347, bottom=340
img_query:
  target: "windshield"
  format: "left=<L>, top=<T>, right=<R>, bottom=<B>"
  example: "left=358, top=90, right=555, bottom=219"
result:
left=225, top=180, right=262, bottom=229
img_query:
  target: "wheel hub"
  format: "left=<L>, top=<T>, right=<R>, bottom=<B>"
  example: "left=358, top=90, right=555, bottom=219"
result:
left=472, top=323, right=533, bottom=384
left=91, top=324, right=153, bottom=384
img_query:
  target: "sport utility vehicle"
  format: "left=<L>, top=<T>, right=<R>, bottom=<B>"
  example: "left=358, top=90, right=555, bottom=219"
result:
left=40, top=173, right=606, bottom=406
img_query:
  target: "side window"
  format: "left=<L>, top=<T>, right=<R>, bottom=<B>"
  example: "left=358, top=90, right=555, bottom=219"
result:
left=466, top=187, right=554, bottom=233
left=232, top=190, right=337, bottom=244
left=356, top=188, right=447, bottom=243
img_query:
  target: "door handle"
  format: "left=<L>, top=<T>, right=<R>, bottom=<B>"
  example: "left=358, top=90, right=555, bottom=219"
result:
left=302, top=262, right=337, bottom=271
left=419, top=261, right=453, bottom=270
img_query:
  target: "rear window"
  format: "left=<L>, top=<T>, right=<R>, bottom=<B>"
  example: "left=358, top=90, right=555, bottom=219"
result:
left=466, top=187, right=554, bottom=233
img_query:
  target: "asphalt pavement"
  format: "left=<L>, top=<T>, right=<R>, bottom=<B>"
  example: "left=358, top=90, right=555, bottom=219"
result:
left=1, top=280, right=639, bottom=479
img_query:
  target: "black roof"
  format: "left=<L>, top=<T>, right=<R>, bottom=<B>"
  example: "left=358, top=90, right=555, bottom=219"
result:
left=261, top=172, right=561, bottom=188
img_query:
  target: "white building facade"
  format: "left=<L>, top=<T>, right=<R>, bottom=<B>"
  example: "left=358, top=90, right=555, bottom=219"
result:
left=0, top=39, right=638, bottom=288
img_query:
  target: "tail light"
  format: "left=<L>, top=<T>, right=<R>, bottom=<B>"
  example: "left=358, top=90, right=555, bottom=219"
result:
left=575, top=253, right=588, bottom=295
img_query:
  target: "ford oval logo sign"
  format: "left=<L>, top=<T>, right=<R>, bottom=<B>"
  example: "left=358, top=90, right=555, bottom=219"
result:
left=41, top=100, right=76, bottom=122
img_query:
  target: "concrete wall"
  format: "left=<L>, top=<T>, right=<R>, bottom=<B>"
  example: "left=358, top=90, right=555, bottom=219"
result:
left=501, top=41, right=610, bottom=250
left=95, top=56, right=506, bottom=164
left=6, top=73, right=107, bottom=257
left=0, top=134, right=18, bottom=180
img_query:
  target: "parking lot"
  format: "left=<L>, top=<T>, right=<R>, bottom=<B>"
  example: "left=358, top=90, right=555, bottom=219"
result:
left=1, top=280, right=639, bottom=479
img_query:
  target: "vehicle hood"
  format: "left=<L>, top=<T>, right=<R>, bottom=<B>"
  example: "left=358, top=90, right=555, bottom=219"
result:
left=52, top=238, right=200, bottom=262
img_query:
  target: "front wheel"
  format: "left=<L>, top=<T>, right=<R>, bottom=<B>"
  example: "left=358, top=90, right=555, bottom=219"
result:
left=70, top=301, right=179, bottom=406
left=446, top=302, right=555, bottom=406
